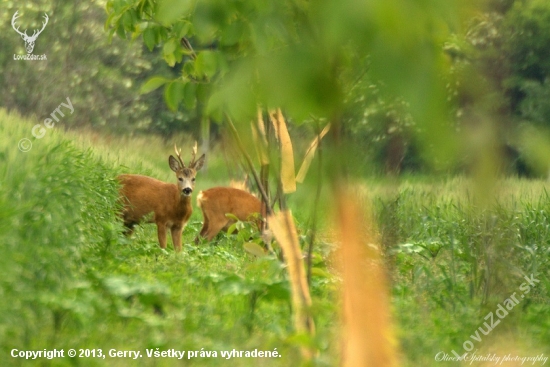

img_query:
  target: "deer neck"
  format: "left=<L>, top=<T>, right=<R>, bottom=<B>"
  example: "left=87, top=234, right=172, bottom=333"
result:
left=179, top=193, right=191, bottom=203
left=176, top=191, right=192, bottom=213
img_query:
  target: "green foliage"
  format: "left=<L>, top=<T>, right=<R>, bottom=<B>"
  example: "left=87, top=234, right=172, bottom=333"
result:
left=504, top=0, right=550, bottom=84
left=0, top=1, right=200, bottom=137
left=0, top=109, right=124, bottom=360
left=341, top=74, right=421, bottom=174
left=106, top=0, right=470, bottom=173
left=503, top=0, right=550, bottom=126
left=436, top=0, right=550, bottom=176
left=460, top=0, right=550, bottom=130
left=373, top=179, right=550, bottom=364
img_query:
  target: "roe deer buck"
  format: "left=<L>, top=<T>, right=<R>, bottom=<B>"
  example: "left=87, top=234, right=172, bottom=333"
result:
left=118, top=144, right=205, bottom=251
left=195, top=187, right=262, bottom=242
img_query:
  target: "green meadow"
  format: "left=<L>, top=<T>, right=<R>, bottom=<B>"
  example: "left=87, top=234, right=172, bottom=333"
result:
left=1, top=110, right=549, bottom=366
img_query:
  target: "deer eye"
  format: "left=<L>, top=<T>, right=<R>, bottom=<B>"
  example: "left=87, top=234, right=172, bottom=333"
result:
left=192, top=178, right=196, bottom=182
left=178, top=178, right=183, bottom=182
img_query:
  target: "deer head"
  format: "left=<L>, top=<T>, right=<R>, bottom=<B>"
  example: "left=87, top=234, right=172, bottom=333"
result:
left=12, top=11, right=49, bottom=54
left=169, top=143, right=205, bottom=197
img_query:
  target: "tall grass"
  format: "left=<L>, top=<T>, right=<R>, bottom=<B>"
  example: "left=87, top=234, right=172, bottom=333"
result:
left=0, top=110, right=121, bottom=362
left=371, top=178, right=550, bottom=365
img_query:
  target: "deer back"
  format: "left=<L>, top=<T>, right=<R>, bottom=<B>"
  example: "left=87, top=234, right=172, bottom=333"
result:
left=118, top=174, right=187, bottom=222
left=198, top=187, right=262, bottom=222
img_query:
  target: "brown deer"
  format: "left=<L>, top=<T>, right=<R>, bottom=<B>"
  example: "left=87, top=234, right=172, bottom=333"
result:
left=195, top=187, right=262, bottom=242
left=118, top=144, right=205, bottom=251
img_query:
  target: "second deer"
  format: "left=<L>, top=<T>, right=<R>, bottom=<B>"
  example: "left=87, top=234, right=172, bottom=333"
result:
left=195, top=186, right=262, bottom=242
left=118, top=144, right=205, bottom=251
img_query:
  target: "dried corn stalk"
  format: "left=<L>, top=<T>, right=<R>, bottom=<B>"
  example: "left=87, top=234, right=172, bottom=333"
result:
left=296, top=123, right=330, bottom=183
left=269, top=109, right=296, bottom=193
left=268, top=210, right=315, bottom=359
left=336, top=189, right=400, bottom=367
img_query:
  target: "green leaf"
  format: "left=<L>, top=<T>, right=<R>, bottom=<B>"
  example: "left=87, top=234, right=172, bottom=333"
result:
left=225, top=213, right=239, bottom=221
left=143, top=27, right=157, bottom=51
left=243, top=242, right=266, bottom=257
left=183, top=82, right=196, bottom=110
left=163, top=38, right=177, bottom=54
left=107, top=28, right=116, bottom=43
left=183, top=60, right=195, bottom=77
left=140, top=76, right=170, bottom=94
left=116, top=23, right=126, bottom=39
left=156, top=0, right=193, bottom=27
left=226, top=223, right=237, bottom=235
left=104, top=12, right=116, bottom=32
left=195, top=51, right=218, bottom=78
left=163, top=38, right=178, bottom=67
left=196, top=83, right=210, bottom=103
left=164, top=80, right=186, bottom=111
left=310, top=267, right=332, bottom=279
left=164, top=53, right=176, bottom=67
left=122, top=10, right=134, bottom=31
left=173, top=20, right=192, bottom=39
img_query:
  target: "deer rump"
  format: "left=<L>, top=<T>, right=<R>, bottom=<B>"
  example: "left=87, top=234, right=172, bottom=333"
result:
left=197, top=187, right=262, bottom=241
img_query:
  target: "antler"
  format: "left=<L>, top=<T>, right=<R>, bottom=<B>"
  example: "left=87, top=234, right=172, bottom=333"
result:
left=11, top=11, right=28, bottom=38
left=189, top=141, right=198, bottom=166
left=30, top=13, right=48, bottom=40
left=174, top=144, right=186, bottom=168
left=11, top=12, right=48, bottom=41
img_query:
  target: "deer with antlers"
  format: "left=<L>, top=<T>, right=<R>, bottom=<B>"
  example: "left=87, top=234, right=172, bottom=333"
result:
left=11, top=11, right=49, bottom=54
left=118, top=144, right=205, bottom=252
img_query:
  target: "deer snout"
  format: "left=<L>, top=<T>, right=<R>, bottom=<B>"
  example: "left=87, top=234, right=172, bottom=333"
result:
left=182, top=187, right=193, bottom=196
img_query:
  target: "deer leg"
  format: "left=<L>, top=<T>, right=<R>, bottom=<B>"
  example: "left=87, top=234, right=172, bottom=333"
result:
left=171, top=225, right=183, bottom=252
left=120, top=207, right=136, bottom=236
left=123, top=221, right=136, bottom=236
left=202, top=215, right=229, bottom=241
left=197, top=214, right=210, bottom=242
left=157, top=222, right=167, bottom=249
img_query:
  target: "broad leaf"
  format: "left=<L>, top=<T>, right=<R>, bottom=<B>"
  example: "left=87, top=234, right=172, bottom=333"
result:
left=143, top=27, right=157, bottom=51
left=243, top=242, right=266, bottom=257
left=164, top=80, right=186, bottom=111
left=140, top=76, right=170, bottom=95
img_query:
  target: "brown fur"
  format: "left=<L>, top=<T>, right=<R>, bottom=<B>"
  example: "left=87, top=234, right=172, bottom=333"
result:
left=196, top=187, right=262, bottom=241
left=118, top=151, right=204, bottom=251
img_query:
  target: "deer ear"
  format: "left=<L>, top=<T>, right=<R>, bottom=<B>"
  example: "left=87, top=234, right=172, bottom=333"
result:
left=193, top=154, right=206, bottom=171
left=169, top=155, right=181, bottom=172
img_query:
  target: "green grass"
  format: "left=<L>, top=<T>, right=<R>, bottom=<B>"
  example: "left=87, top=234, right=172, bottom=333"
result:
left=371, top=178, right=550, bottom=365
left=1, top=109, right=549, bottom=366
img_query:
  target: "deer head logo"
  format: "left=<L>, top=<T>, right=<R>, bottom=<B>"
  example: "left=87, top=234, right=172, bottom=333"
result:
left=11, top=11, right=48, bottom=54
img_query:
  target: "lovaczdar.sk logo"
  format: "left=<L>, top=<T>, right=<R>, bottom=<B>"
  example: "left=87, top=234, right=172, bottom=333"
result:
left=12, top=10, right=48, bottom=61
